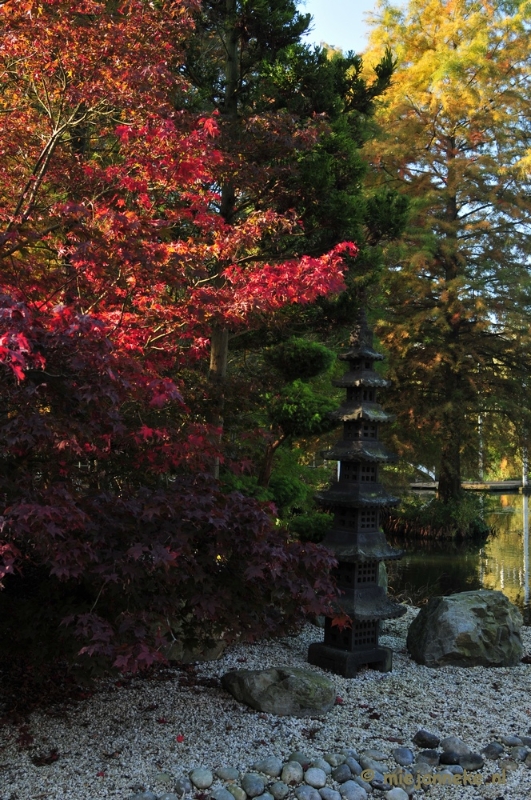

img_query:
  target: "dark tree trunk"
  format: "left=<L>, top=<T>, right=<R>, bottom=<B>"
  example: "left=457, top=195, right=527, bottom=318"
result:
left=257, top=435, right=286, bottom=487
left=437, top=399, right=465, bottom=503
left=207, top=0, right=238, bottom=479
left=437, top=432, right=462, bottom=503
left=208, top=327, right=229, bottom=479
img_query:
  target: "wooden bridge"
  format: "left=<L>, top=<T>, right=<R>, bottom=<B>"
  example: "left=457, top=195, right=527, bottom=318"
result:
left=410, top=480, right=531, bottom=494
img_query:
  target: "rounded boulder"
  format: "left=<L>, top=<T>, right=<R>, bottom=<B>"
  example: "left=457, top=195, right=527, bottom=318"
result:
left=406, top=590, right=523, bottom=667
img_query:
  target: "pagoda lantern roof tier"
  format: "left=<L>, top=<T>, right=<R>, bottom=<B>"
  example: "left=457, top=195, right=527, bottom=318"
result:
left=331, top=588, right=407, bottom=621
left=329, top=402, right=394, bottom=424
left=338, top=345, right=384, bottom=362
left=333, top=370, right=389, bottom=389
left=316, top=484, right=398, bottom=508
left=320, top=528, right=403, bottom=561
left=322, top=440, right=398, bottom=463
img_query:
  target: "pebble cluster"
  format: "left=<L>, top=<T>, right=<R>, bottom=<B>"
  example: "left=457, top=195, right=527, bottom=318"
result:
left=126, top=732, right=531, bottom=800
left=1, top=606, right=531, bottom=799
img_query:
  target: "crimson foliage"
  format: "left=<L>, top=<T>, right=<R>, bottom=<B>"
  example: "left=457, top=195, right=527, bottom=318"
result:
left=0, top=0, right=351, bottom=673
left=0, top=296, right=338, bottom=672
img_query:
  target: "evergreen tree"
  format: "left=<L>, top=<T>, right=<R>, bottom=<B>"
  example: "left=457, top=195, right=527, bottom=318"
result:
left=180, top=1, right=407, bottom=477
left=364, top=0, right=531, bottom=501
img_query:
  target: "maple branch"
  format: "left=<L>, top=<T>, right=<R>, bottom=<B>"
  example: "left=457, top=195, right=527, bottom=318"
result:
left=194, top=273, right=222, bottom=285
left=7, top=128, right=79, bottom=231
left=84, top=270, right=123, bottom=313
left=90, top=583, right=105, bottom=614
left=109, top=293, right=131, bottom=335
left=30, top=76, right=55, bottom=124
left=144, top=329, right=175, bottom=348
left=34, top=272, right=80, bottom=311
left=233, top=254, right=272, bottom=266
left=1, top=222, right=65, bottom=259
left=4, top=100, right=99, bottom=235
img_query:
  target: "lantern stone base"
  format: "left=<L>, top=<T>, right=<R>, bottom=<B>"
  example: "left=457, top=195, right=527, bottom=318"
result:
left=308, top=642, right=393, bottom=677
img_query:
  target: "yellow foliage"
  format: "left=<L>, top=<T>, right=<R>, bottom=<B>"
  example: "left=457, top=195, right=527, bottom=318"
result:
left=365, top=0, right=531, bottom=494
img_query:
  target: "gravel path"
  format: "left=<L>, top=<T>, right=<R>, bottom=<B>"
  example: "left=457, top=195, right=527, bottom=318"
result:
left=1, top=606, right=531, bottom=799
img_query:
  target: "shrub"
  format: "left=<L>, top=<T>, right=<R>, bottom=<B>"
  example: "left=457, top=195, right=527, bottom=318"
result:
left=268, top=379, right=337, bottom=437
left=288, top=512, right=334, bottom=543
left=383, top=493, right=492, bottom=541
left=0, top=297, right=340, bottom=674
left=264, top=338, right=335, bottom=382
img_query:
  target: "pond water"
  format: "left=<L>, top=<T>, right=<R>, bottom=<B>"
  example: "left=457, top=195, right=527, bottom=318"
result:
left=386, top=493, right=531, bottom=623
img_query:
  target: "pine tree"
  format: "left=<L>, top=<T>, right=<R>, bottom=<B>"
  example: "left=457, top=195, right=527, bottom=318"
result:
left=364, top=0, right=531, bottom=501
left=181, top=2, right=406, bottom=478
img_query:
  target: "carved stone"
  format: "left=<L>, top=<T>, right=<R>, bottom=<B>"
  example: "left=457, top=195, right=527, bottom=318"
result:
left=308, top=310, right=405, bottom=677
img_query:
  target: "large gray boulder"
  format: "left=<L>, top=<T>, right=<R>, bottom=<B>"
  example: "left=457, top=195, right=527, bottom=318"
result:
left=221, top=666, right=336, bottom=716
left=406, top=590, right=523, bottom=667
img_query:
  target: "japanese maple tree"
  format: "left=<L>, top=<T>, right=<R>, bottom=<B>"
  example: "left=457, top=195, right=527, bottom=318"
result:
left=0, top=0, right=355, bottom=672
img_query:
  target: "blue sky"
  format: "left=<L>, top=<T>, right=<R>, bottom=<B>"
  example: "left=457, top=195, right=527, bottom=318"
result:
left=300, top=0, right=377, bottom=54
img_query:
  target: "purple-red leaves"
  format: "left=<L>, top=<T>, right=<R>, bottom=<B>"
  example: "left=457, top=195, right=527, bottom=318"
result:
left=0, top=0, right=350, bottom=676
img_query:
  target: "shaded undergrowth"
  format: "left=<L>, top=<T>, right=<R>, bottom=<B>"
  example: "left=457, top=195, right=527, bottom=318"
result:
left=382, top=494, right=493, bottom=542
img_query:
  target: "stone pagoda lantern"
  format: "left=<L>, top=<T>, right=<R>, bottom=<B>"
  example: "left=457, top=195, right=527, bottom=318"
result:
left=308, top=310, right=405, bottom=677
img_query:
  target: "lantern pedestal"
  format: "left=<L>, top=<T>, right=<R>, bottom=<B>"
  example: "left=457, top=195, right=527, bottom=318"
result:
left=308, top=642, right=392, bottom=678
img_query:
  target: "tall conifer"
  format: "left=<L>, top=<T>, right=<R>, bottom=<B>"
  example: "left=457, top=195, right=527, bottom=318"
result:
left=364, top=0, right=531, bottom=500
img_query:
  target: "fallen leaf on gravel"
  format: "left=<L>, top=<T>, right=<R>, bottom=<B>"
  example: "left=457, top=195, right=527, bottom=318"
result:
left=31, top=749, right=59, bottom=766
left=16, top=726, right=34, bottom=749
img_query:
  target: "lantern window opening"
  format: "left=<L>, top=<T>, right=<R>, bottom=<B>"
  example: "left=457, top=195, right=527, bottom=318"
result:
left=360, top=464, right=377, bottom=482
left=341, top=462, right=358, bottom=481
left=352, top=620, right=378, bottom=647
left=356, top=561, right=378, bottom=583
left=336, top=508, right=357, bottom=530
left=326, top=625, right=353, bottom=649
left=359, top=509, right=378, bottom=529
left=362, top=422, right=378, bottom=439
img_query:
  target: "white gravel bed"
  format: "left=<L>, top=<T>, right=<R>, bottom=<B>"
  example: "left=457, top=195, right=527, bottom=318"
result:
left=1, top=606, right=531, bottom=799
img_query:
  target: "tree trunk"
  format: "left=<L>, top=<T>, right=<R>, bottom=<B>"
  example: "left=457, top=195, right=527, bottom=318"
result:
left=206, top=0, right=239, bottom=479
left=437, top=396, right=464, bottom=503
left=257, top=434, right=286, bottom=487
left=437, top=431, right=462, bottom=503
left=437, top=174, right=463, bottom=505
left=208, top=327, right=229, bottom=479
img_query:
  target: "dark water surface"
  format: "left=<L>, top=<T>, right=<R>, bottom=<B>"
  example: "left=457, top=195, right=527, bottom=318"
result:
left=386, top=494, right=531, bottom=623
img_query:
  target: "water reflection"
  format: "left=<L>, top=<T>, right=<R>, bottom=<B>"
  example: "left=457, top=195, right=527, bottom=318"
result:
left=524, top=495, right=529, bottom=606
left=387, top=494, right=531, bottom=623
left=480, top=494, right=530, bottom=618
